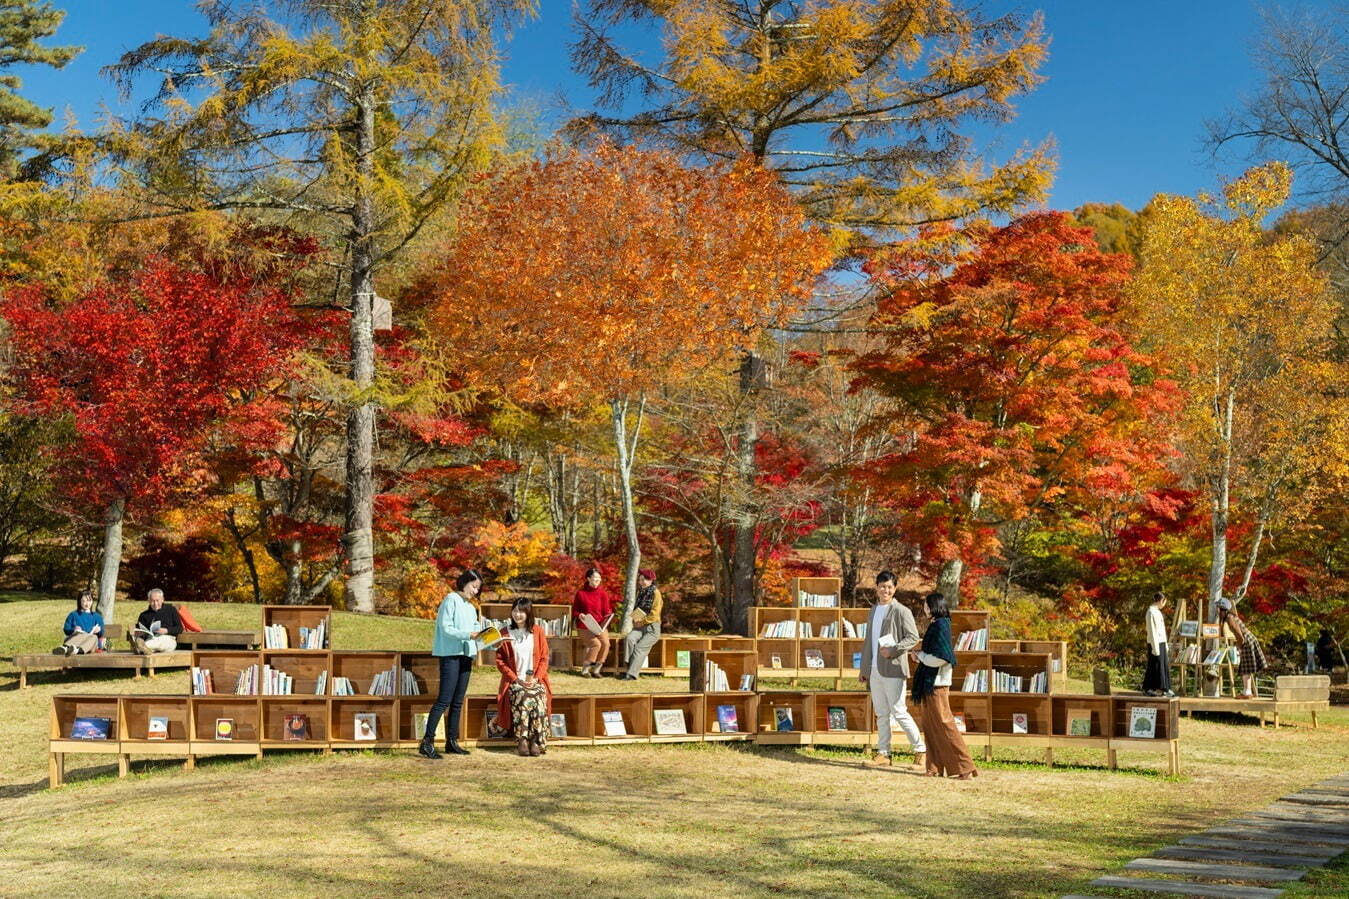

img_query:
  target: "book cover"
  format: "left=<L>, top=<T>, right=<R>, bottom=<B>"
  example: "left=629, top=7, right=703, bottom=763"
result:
left=353, top=712, right=378, bottom=741
left=1200, top=622, right=1220, bottom=639
left=284, top=713, right=309, bottom=741
left=774, top=707, right=794, bottom=732
left=1179, top=620, right=1199, bottom=638
left=147, top=716, right=169, bottom=740
left=1012, top=712, right=1029, bottom=734
left=676, top=650, right=691, bottom=669
left=70, top=716, right=111, bottom=740
left=716, top=704, right=739, bottom=733
left=215, top=718, right=234, bottom=741
left=826, top=706, right=847, bottom=731
left=484, top=709, right=508, bottom=740
left=738, top=674, right=755, bottom=691
left=1202, top=649, right=1223, bottom=665
left=1129, top=705, right=1159, bottom=739
left=475, top=625, right=505, bottom=649
left=1067, top=709, right=1093, bottom=736
left=852, top=652, right=862, bottom=669
left=952, top=713, right=967, bottom=733
left=579, top=613, right=614, bottom=637
left=413, top=712, right=446, bottom=741
left=548, top=713, right=568, bottom=739
left=804, top=649, right=825, bottom=669
left=770, top=654, right=782, bottom=669
left=601, top=709, right=627, bottom=737
left=653, top=709, right=687, bottom=736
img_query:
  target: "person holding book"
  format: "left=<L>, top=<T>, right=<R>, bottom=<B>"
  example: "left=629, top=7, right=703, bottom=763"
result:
left=495, top=597, right=553, bottom=756
left=572, top=567, right=618, bottom=677
left=619, top=569, right=663, bottom=680
left=858, top=571, right=925, bottom=769
left=420, top=569, right=486, bottom=760
left=132, top=589, right=183, bottom=654
left=54, top=591, right=104, bottom=656
left=1218, top=597, right=1268, bottom=699
left=1142, top=591, right=1173, bottom=697
left=911, top=591, right=977, bottom=780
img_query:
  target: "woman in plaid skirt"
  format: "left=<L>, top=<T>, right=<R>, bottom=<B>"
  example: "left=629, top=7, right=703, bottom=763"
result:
left=1218, top=598, right=1268, bottom=699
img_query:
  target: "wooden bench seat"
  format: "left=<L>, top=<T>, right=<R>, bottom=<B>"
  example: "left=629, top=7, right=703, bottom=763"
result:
left=176, top=630, right=262, bottom=650
left=14, top=648, right=192, bottom=688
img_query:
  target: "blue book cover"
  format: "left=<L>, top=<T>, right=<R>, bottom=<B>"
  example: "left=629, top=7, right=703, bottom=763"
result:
left=70, top=716, right=112, bottom=740
left=775, top=707, right=794, bottom=732
left=716, top=704, right=739, bottom=733
left=852, top=651, right=862, bottom=669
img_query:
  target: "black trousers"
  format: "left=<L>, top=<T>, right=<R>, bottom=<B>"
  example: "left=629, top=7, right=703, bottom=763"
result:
left=424, top=654, right=472, bottom=745
left=1142, top=643, right=1171, bottom=693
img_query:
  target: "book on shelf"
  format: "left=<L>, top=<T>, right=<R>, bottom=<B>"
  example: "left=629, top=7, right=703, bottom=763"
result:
left=399, top=667, right=421, bottom=695
left=1011, top=712, right=1029, bottom=734
left=653, top=709, right=687, bottom=736
left=1067, top=708, right=1093, bottom=736
left=960, top=669, right=989, bottom=693
left=70, top=716, right=112, bottom=740
left=578, top=613, right=614, bottom=637
left=296, top=619, right=327, bottom=649
left=1129, top=705, right=1158, bottom=739
left=236, top=664, right=259, bottom=696
left=715, top=704, right=739, bottom=733
left=803, top=649, right=826, bottom=669
left=1201, top=648, right=1224, bottom=665
left=955, top=627, right=988, bottom=651
left=601, top=710, right=627, bottom=737
left=190, top=666, right=215, bottom=696
left=760, top=619, right=813, bottom=638
left=215, top=718, right=234, bottom=741
left=284, top=714, right=310, bottom=741
left=412, top=712, right=446, bottom=742
left=770, top=654, right=783, bottom=669
left=548, top=713, right=568, bottom=739
left=147, top=716, right=169, bottom=740
left=1051, top=659, right=1062, bottom=673
left=738, top=674, right=755, bottom=691
left=262, top=665, right=295, bottom=696
left=826, top=706, right=848, bottom=731
left=263, top=623, right=288, bottom=649
left=353, top=712, right=378, bottom=741
left=704, top=660, right=730, bottom=692
left=952, top=713, right=966, bottom=733
left=484, top=709, right=507, bottom=740
left=774, top=707, right=795, bottom=732
left=841, top=618, right=858, bottom=639
left=851, top=651, right=862, bottom=669
left=675, top=650, right=691, bottom=669
left=367, top=664, right=402, bottom=696
left=797, top=590, right=837, bottom=608
left=991, top=670, right=1047, bottom=693
left=1200, top=623, right=1220, bottom=639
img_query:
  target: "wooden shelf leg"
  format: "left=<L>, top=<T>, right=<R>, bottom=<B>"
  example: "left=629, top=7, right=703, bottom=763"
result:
left=19, top=667, right=27, bottom=689
left=1273, top=712, right=1280, bottom=728
left=49, top=752, right=63, bottom=788
left=1312, top=710, right=1319, bottom=729
left=147, top=664, right=156, bottom=679
left=983, top=744, right=992, bottom=763
left=1258, top=712, right=1265, bottom=727
left=1045, top=747, right=1054, bottom=768
left=118, top=754, right=129, bottom=777
left=132, top=665, right=142, bottom=680
left=185, top=755, right=196, bottom=771
left=1107, top=748, right=1118, bottom=771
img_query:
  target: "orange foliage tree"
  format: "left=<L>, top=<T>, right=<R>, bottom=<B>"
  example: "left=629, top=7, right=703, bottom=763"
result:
left=423, top=143, right=832, bottom=627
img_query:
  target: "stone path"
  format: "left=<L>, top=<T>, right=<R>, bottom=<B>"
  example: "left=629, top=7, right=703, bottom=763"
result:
left=1063, top=774, right=1348, bottom=897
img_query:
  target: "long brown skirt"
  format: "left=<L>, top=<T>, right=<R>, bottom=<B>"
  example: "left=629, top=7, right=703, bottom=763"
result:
left=918, top=686, right=977, bottom=777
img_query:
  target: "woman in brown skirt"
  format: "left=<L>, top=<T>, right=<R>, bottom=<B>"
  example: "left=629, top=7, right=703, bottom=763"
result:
left=1218, top=597, right=1268, bottom=699
left=912, top=592, right=977, bottom=780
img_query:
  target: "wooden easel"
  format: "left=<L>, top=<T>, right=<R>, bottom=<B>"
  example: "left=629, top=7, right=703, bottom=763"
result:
left=1168, top=595, right=1238, bottom=697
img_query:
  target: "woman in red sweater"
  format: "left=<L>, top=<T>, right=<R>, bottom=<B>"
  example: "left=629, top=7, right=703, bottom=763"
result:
left=495, top=597, right=552, bottom=756
left=573, top=567, right=618, bottom=677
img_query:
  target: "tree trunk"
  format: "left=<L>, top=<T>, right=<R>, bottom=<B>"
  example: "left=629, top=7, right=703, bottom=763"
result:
left=96, top=497, right=126, bottom=620
left=342, top=84, right=378, bottom=614
left=937, top=488, right=981, bottom=607
left=611, top=397, right=645, bottom=632
left=729, top=354, right=762, bottom=635
left=1203, top=386, right=1236, bottom=696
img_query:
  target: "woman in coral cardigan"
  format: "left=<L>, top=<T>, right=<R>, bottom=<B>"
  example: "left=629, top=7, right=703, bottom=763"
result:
left=496, top=597, right=553, bottom=756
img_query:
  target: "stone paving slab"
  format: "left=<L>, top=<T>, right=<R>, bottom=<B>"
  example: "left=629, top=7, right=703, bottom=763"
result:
left=1222, top=822, right=1349, bottom=846
left=1155, top=846, right=1326, bottom=868
left=1088, top=875, right=1284, bottom=897
left=1176, top=836, right=1339, bottom=858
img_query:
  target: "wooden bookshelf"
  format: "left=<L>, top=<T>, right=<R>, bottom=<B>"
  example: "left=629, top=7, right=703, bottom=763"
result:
left=757, top=691, right=813, bottom=745
left=464, top=696, right=510, bottom=745
left=261, top=604, right=331, bottom=650
left=989, top=651, right=1053, bottom=695
left=120, top=695, right=191, bottom=747
left=547, top=695, right=595, bottom=745
left=50, top=695, right=120, bottom=757
left=260, top=697, right=329, bottom=748
left=688, top=650, right=757, bottom=692
left=329, top=651, right=399, bottom=696
left=798, top=638, right=841, bottom=677
left=329, top=696, right=398, bottom=747
left=262, top=650, right=331, bottom=695
left=709, top=636, right=755, bottom=651
left=662, top=636, right=711, bottom=675
left=703, top=692, right=757, bottom=741
left=651, top=694, right=704, bottom=742
left=812, top=691, right=871, bottom=746
left=190, top=650, right=260, bottom=695
left=398, top=652, right=439, bottom=697
left=790, top=576, right=842, bottom=608
left=191, top=695, right=262, bottom=755
left=593, top=694, right=652, bottom=743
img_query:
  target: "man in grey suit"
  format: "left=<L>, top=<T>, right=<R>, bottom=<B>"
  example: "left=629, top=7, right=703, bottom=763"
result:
left=858, top=570, right=925, bottom=768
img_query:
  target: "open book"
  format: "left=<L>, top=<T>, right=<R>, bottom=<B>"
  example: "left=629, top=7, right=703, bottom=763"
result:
left=578, top=613, right=614, bottom=637
left=133, top=620, right=162, bottom=638
left=475, top=625, right=505, bottom=650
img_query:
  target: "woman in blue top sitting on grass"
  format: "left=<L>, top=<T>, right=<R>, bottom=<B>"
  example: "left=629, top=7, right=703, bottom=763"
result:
left=420, top=569, right=486, bottom=760
left=55, top=591, right=104, bottom=656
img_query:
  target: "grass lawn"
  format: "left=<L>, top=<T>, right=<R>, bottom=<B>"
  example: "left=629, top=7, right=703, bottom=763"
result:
left=0, top=595, right=1345, bottom=897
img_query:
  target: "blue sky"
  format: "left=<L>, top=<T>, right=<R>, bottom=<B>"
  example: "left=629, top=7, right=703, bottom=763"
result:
left=18, top=0, right=1284, bottom=211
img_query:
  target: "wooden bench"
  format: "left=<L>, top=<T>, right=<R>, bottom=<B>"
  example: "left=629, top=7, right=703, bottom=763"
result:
left=14, top=624, right=193, bottom=688
left=1177, top=674, right=1331, bottom=728
left=175, top=630, right=262, bottom=650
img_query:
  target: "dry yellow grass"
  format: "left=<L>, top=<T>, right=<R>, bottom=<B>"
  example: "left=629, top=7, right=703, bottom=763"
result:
left=2, top=596, right=1345, bottom=897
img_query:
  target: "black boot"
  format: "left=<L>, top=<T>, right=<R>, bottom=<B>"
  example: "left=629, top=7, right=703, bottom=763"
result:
left=418, top=739, right=442, bottom=760
left=447, top=740, right=470, bottom=755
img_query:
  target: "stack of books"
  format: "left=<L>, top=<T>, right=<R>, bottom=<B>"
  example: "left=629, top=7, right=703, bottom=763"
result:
left=704, top=659, right=730, bottom=692
left=367, top=664, right=400, bottom=696
left=263, top=623, right=288, bottom=649
left=759, top=620, right=813, bottom=638
left=797, top=591, right=837, bottom=607
left=955, top=627, right=988, bottom=650
left=190, top=666, right=215, bottom=695
left=234, top=664, right=259, bottom=695
left=991, top=669, right=1048, bottom=693
left=960, top=669, right=989, bottom=692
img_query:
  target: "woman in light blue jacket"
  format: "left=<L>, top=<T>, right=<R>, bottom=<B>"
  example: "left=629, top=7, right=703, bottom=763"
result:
left=420, top=569, right=485, bottom=759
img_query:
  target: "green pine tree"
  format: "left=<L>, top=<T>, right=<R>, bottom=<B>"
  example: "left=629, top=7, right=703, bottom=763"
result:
left=0, top=0, right=79, bottom=179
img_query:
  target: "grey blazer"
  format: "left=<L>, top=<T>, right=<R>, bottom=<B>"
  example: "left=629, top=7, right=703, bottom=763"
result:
left=859, top=602, right=921, bottom=680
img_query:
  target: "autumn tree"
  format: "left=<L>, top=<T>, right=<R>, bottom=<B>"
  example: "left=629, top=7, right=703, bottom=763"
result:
left=852, top=212, right=1179, bottom=602
left=424, top=144, right=831, bottom=630
left=98, top=0, right=533, bottom=612
left=570, top=0, right=1053, bottom=610
left=1131, top=164, right=1349, bottom=634
left=0, top=0, right=79, bottom=179
left=0, top=250, right=310, bottom=618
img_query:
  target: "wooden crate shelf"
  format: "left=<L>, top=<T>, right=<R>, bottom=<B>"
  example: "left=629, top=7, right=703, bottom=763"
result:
left=190, top=696, right=262, bottom=754
left=704, top=693, right=756, bottom=741
left=812, top=691, right=871, bottom=746
left=262, top=651, right=332, bottom=695
left=329, top=651, right=399, bottom=696
left=261, top=604, right=331, bottom=651
left=260, top=698, right=329, bottom=747
left=756, top=691, right=814, bottom=745
left=689, top=650, right=757, bottom=692
left=120, top=695, right=191, bottom=748
left=329, top=697, right=398, bottom=747
left=790, top=576, right=842, bottom=608
left=650, top=693, right=704, bottom=741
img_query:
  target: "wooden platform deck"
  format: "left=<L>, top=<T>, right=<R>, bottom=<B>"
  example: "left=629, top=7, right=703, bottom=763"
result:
left=1178, top=695, right=1329, bottom=728
left=14, top=650, right=192, bottom=688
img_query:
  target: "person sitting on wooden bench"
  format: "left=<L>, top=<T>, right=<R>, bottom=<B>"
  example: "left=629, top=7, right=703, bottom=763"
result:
left=54, top=590, right=104, bottom=656
left=132, top=589, right=183, bottom=654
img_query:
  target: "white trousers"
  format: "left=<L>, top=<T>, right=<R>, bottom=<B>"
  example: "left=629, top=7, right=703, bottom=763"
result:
left=869, top=674, right=925, bottom=755
left=141, top=634, right=177, bottom=653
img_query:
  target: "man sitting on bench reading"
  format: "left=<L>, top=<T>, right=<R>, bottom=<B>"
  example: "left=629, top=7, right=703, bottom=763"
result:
left=133, top=589, right=183, bottom=654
